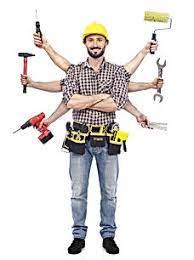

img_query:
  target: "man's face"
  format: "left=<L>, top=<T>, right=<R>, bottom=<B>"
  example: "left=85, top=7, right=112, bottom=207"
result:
left=85, top=34, right=107, bottom=59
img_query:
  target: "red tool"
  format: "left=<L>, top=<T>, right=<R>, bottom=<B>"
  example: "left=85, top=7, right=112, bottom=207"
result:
left=18, top=52, right=35, bottom=93
left=13, top=112, right=53, bottom=144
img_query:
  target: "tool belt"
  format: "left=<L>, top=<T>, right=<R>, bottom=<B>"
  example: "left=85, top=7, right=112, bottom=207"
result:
left=62, top=121, right=129, bottom=155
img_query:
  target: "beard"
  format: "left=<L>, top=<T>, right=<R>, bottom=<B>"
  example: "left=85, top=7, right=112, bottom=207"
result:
left=87, top=47, right=105, bottom=59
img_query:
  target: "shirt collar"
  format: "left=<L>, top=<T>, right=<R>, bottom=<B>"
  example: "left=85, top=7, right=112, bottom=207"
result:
left=82, top=57, right=106, bottom=70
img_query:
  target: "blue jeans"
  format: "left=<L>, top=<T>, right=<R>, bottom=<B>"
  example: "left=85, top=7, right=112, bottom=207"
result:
left=69, top=140, right=119, bottom=239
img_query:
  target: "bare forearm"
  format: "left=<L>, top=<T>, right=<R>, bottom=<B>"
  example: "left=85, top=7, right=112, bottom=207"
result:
left=128, top=81, right=153, bottom=92
left=47, top=101, right=70, bottom=124
left=124, top=49, right=147, bottom=75
left=124, top=100, right=142, bottom=118
left=67, top=94, right=110, bottom=110
left=28, top=80, right=61, bottom=92
left=44, top=43, right=71, bottom=72
left=89, top=97, right=117, bottom=112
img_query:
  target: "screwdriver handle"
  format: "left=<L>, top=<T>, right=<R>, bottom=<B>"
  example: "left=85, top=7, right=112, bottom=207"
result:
left=150, top=33, right=157, bottom=54
left=36, top=21, right=42, bottom=39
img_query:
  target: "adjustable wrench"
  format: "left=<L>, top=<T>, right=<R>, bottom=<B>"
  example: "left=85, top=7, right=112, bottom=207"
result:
left=153, top=58, right=166, bottom=102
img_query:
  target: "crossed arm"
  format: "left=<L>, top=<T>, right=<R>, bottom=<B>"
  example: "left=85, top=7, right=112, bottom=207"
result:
left=39, top=97, right=147, bottom=128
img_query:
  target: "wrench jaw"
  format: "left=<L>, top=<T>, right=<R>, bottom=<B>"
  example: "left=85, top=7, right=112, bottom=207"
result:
left=156, top=58, right=166, bottom=68
left=153, top=93, right=163, bottom=103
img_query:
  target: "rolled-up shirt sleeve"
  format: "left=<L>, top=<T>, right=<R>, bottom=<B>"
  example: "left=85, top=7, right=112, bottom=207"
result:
left=111, top=66, right=129, bottom=110
left=121, top=65, right=131, bottom=83
left=61, top=65, right=79, bottom=104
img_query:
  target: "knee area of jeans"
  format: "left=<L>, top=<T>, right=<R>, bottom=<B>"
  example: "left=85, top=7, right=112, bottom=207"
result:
left=101, top=186, right=117, bottom=196
left=101, top=193, right=117, bottom=203
left=72, top=186, right=88, bottom=199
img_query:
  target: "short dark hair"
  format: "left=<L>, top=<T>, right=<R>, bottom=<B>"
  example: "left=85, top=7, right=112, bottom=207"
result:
left=83, top=34, right=109, bottom=44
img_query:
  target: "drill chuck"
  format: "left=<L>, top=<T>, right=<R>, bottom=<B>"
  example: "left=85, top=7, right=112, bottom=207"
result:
left=20, top=120, right=32, bottom=129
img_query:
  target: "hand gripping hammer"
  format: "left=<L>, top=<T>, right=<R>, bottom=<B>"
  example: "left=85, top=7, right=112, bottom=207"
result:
left=18, top=52, right=35, bottom=93
left=153, top=58, right=166, bottom=102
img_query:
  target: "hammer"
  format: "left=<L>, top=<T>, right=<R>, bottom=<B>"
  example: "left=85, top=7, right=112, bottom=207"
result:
left=18, top=52, right=35, bottom=93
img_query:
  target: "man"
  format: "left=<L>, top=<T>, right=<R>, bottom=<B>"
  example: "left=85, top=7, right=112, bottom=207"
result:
left=21, top=23, right=151, bottom=255
left=33, top=22, right=163, bottom=92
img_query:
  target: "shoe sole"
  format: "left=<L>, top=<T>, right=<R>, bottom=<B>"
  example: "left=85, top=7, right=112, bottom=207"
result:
left=103, top=247, right=119, bottom=254
left=68, top=246, right=85, bottom=254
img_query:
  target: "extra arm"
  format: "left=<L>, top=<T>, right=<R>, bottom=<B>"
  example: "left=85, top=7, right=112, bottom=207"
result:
left=127, top=78, right=164, bottom=92
left=33, top=33, right=71, bottom=72
left=20, top=75, right=62, bottom=92
left=128, top=82, right=153, bottom=92
left=44, top=44, right=71, bottom=72
left=28, top=80, right=62, bottom=92
left=124, top=100, right=149, bottom=127
left=39, top=101, right=70, bottom=127
left=124, top=41, right=158, bottom=75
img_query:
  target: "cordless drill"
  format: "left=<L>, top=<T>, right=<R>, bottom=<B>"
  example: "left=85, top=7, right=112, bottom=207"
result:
left=13, top=112, right=53, bottom=144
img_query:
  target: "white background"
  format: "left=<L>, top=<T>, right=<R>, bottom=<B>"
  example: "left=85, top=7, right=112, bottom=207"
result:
left=0, top=0, right=194, bottom=259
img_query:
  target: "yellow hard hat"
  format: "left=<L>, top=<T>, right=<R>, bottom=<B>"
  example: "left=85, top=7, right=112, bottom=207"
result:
left=82, top=22, right=109, bottom=42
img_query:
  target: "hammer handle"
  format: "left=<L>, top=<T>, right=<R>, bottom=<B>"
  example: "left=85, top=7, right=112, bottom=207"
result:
left=150, top=33, right=157, bottom=54
left=23, top=57, right=27, bottom=93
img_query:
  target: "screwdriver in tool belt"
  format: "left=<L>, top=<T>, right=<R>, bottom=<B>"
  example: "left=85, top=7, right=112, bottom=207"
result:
left=35, top=9, right=42, bottom=39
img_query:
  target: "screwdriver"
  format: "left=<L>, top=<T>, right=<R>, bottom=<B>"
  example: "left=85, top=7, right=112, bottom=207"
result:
left=35, top=9, right=42, bottom=39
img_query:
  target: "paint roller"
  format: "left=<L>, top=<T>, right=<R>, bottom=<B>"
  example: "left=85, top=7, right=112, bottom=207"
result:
left=144, top=11, right=172, bottom=54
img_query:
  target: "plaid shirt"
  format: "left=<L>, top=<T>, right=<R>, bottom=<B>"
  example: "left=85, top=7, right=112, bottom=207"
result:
left=61, top=59, right=131, bottom=125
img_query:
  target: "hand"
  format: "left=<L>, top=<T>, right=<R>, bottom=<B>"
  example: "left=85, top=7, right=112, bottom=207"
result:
left=143, top=41, right=158, bottom=54
left=136, top=113, right=149, bottom=128
left=150, top=77, right=164, bottom=89
left=39, top=118, right=52, bottom=129
left=33, top=33, right=48, bottom=49
left=20, top=74, right=33, bottom=87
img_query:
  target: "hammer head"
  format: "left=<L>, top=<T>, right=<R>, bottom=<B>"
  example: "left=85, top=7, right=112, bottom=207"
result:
left=18, top=52, right=35, bottom=58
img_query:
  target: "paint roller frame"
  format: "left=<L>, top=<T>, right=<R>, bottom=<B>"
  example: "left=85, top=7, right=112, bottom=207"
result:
left=144, top=11, right=172, bottom=54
